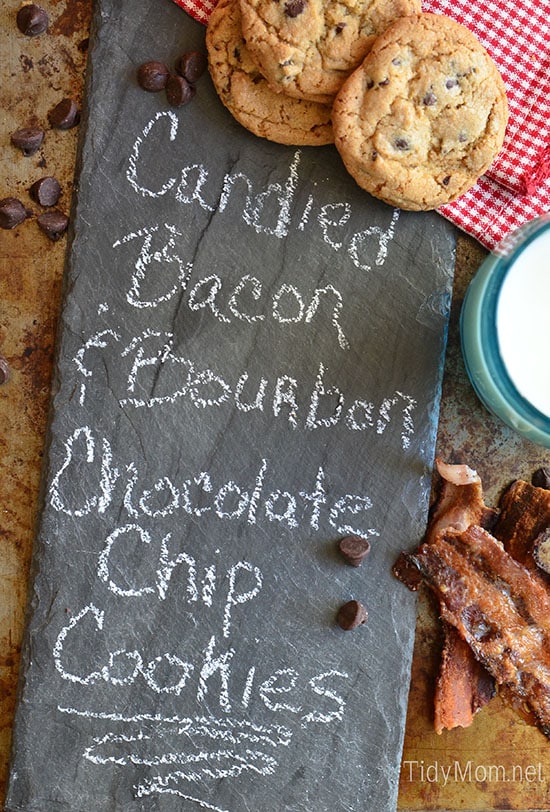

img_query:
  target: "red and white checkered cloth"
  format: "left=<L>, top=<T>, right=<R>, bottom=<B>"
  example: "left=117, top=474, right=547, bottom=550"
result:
left=173, top=0, right=550, bottom=249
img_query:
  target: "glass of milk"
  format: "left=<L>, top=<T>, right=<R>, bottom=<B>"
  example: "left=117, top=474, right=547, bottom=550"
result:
left=460, top=214, right=550, bottom=447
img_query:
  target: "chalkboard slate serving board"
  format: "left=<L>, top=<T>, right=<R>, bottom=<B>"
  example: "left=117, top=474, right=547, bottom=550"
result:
left=7, top=1, right=456, bottom=810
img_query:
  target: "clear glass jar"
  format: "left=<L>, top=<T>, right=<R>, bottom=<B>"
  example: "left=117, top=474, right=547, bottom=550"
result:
left=460, top=215, right=550, bottom=448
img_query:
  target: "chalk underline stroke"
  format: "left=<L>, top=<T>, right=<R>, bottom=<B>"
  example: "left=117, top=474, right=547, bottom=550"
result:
left=58, top=705, right=292, bottom=810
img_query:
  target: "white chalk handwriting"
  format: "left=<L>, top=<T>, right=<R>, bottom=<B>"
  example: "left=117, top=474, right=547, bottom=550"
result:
left=126, top=113, right=400, bottom=273
left=48, top=427, right=381, bottom=539
left=73, top=328, right=416, bottom=445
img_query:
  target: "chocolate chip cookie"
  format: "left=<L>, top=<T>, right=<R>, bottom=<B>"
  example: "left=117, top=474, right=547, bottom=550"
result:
left=239, top=0, right=421, bottom=104
left=207, top=0, right=333, bottom=145
left=332, top=13, right=508, bottom=210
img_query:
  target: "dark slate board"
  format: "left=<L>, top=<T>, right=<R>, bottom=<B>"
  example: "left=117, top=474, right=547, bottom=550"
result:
left=7, top=1, right=456, bottom=810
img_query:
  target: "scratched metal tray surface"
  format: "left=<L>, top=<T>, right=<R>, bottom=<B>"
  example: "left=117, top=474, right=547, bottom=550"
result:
left=0, top=1, right=549, bottom=810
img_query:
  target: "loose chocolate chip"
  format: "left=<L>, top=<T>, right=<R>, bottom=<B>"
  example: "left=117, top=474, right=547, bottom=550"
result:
left=16, top=4, right=49, bottom=36
left=365, top=79, right=374, bottom=89
left=177, top=51, right=207, bottom=84
left=378, top=78, right=389, bottom=86
left=11, top=126, right=44, bottom=156
left=338, top=535, right=371, bottom=567
left=37, top=209, right=69, bottom=241
left=335, top=21, right=346, bottom=33
left=391, top=58, right=402, bottom=66
left=0, top=356, right=10, bottom=385
left=0, top=198, right=28, bottom=229
left=442, top=175, right=451, bottom=185
left=423, top=90, right=437, bottom=106
left=29, top=176, right=61, bottom=207
left=137, top=61, right=170, bottom=92
left=336, top=600, right=368, bottom=630
left=165, top=74, right=196, bottom=107
left=445, top=78, right=459, bottom=89
left=48, top=98, right=79, bottom=130
left=458, top=131, right=468, bottom=143
left=394, top=137, right=410, bottom=150
left=371, top=150, right=378, bottom=160
left=532, top=467, right=550, bottom=490
left=284, top=0, right=305, bottom=16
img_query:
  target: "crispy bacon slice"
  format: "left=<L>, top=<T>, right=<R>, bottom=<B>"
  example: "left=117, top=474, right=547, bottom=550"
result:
left=495, top=479, right=550, bottom=578
left=433, top=458, right=481, bottom=486
left=410, top=524, right=550, bottom=738
left=491, top=479, right=550, bottom=722
left=425, top=458, right=498, bottom=544
left=424, top=459, right=497, bottom=732
left=434, top=622, right=495, bottom=734
left=393, top=459, right=497, bottom=732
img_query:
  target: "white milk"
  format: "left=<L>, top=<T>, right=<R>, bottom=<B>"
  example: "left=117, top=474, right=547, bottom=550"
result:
left=496, top=229, right=550, bottom=417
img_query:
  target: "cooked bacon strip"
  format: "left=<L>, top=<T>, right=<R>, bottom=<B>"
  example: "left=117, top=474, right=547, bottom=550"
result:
left=491, top=480, right=550, bottom=723
left=424, top=459, right=497, bottom=731
left=434, top=458, right=481, bottom=486
left=393, top=459, right=497, bottom=731
left=392, top=550, right=424, bottom=591
left=495, top=480, right=550, bottom=577
left=426, top=458, right=498, bottom=544
left=434, top=623, right=495, bottom=734
left=411, top=524, right=550, bottom=738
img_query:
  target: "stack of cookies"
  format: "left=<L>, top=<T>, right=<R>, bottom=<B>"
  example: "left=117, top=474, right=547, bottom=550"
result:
left=206, top=1, right=508, bottom=210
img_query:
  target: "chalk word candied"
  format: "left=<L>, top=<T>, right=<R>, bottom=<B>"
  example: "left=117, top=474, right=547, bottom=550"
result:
left=126, top=111, right=400, bottom=270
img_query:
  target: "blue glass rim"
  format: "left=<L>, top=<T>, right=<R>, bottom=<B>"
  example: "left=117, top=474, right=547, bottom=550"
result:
left=461, top=216, right=550, bottom=440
